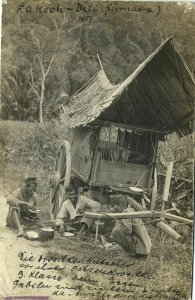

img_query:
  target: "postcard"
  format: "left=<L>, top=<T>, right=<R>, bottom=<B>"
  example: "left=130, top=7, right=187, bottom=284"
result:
left=0, top=1, right=194, bottom=299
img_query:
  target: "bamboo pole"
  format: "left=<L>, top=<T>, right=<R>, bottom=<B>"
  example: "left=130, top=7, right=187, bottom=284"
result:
left=126, top=196, right=192, bottom=224
left=158, top=222, right=181, bottom=241
left=84, top=210, right=192, bottom=224
left=164, top=213, right=193, bottom=225
left=159, top=161, right=174, bottom=276
left=150, top=167, right=157, bottom=210
left=95, top=221, right=99, bottom=245
left=85, top=211, right=156, bottom=219
left=162, top=162, right=174, bottom=202
left=141, top=197, right=146, bottom=209
left=160, top=231, right=166, bottom=277
left=90, top=151, right=101, bottom=184
left=85, top=211, right=182, bottom=241
left=158, top=172, right=192, bottom=183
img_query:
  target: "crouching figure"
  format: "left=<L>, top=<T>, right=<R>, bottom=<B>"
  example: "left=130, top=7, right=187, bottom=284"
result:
left=110, top=195, right=152, bottom=257
left=6, top=177, right=38, bottom=237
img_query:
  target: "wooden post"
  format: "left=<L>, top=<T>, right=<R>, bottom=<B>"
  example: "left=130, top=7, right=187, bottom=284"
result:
left=150, top=167, right=157, bottom=210
left=159, top=162, right=174, bottom=276
left=90, top=150, right=101, bottom=184
left=141, top=197, right=146, bottom=209
left=95, top=221, right=99, bottom=245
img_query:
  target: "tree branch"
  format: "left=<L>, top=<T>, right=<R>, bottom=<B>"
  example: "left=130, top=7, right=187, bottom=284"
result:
left=29, top=64, right=40, bottom=100
left=52, top=13, right=67, bottom=35
left=45, top=45, right=58, bottom=77
left=38, top=53, right=45, bottom=77
left=64, top=23, right=82, bottom=37
left=28, top=26, right=41, bottom=51
left=45, top=15, right=68, bottom=77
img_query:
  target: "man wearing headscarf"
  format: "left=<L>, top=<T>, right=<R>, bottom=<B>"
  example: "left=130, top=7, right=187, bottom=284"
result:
left=6, top=177, right=38, bottom=236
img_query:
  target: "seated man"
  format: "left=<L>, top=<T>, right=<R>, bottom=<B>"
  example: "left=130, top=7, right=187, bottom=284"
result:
left=110, top=195, right=151, bottom=257
left=54, top=186, right=101, bottom=236
left=6, top=177, right=38, bottom=237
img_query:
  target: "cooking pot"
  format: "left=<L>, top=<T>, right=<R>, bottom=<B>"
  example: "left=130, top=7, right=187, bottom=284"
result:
left=39, top=227, right=54, bottom=242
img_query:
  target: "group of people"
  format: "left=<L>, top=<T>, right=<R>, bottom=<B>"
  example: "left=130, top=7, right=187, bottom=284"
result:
left=6, top=178, right=151, bottom=257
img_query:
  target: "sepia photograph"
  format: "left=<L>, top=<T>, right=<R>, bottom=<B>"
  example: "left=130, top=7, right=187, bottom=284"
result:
left=0, top=1, right=194, bottom=299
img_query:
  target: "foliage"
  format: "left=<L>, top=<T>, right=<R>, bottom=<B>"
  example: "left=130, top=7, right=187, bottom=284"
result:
left=0, top=120, right=69, bottom=198
left=157, top=133, right=193, bottom=178
left=1, top=1, right=195, bottom=121
left=157, top=133, right=193, bottom=216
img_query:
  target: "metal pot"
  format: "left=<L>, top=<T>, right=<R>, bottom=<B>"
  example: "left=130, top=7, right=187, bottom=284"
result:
left=39, top=228, right=54, bottom=242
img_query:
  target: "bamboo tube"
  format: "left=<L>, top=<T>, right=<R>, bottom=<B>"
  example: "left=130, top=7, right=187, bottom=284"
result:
left=85, top=211, right=156, bottom=219
left=126, top=195, right=147, bottom=211
left=164, top=213, right=193, bottom=225
left=141, top=197, right=146, bottom=209
left=157, top=222, right=181, bottom=241
left=162, top=162, right=173, bottom=202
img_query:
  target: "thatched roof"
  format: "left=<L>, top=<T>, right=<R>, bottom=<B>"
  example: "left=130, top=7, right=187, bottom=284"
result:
left=62, top=37, right=194, bottom=136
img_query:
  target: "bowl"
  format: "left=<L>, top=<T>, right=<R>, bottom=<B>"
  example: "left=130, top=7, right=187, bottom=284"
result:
left=129, top=187, right=143, bottom=193
left=63, top=232, right=74, bottom=237
left=28, top=209, right=41, bottom=214
left=26, top=231, right=39, bottom=240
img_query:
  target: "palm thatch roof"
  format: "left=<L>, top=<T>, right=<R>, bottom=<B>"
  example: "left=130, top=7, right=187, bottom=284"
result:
left=62, top=37, right=194, bottom=136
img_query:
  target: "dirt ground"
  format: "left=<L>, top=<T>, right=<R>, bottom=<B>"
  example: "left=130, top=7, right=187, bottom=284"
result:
left=0, top=191, right=193, bottom=300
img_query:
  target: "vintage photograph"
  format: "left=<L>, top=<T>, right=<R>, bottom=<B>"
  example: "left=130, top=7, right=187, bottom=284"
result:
left=0, top=1, right=194, bottom=299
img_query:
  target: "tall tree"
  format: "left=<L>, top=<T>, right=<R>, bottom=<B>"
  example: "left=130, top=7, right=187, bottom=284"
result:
left=27, top=16, right=70, bottom=125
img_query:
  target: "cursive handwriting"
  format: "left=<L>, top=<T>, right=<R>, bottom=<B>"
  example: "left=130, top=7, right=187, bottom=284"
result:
left=13, top=251, right=181, bottom=299
left=16, top=2, right=161, bottom=23
left=37, top=253, right=135, bottom=267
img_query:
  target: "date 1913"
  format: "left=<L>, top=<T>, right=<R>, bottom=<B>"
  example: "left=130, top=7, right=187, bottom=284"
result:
left=78, top=15, right=95, bottom=23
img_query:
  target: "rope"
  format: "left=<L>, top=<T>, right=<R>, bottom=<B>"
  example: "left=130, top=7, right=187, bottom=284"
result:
left=135, top=167, right=149, bottom=187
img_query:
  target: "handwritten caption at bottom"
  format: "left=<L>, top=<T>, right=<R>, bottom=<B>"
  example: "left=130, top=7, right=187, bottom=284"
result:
left=9, top=251, right=181, bottom=299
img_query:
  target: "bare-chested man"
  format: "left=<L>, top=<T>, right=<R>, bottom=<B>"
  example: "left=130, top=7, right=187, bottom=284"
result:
left=6, top=177, right=38, bottom=237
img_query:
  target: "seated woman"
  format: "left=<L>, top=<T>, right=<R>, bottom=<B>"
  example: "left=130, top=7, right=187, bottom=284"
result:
left=6, top=177, right=38, bottom=237
left=54, top=186, right=101, bottom=236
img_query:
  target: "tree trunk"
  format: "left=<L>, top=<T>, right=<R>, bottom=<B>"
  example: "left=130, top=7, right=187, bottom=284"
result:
left=39, top=100, right=43, bottom=125
left=39, top=79, right=45, bottom=125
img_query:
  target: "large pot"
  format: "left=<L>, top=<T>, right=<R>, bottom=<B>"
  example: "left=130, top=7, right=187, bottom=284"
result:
left=39, top=228, right=54, bottom=242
